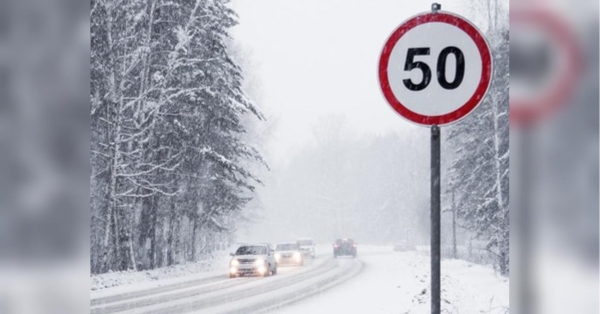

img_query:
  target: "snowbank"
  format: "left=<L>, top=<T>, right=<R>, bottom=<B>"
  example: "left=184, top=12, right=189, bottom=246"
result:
left=91, top=249, right=232, bottom=291
left=279, top=246, right=509, bottom=314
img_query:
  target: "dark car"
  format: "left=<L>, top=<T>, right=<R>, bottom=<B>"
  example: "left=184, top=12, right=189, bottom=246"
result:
left=333, top=238, right=357, bottom=258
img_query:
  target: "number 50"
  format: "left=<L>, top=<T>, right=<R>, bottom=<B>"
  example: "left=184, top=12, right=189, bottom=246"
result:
left=403, top=47, right=465, bottom=91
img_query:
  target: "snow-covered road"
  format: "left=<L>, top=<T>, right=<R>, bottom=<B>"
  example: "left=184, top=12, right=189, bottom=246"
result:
left=90, top=250, right=362, bottom=314
left=90, top=246, right=508, bottom=314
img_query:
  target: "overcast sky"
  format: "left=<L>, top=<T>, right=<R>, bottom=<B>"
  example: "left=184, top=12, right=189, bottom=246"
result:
left=230, top=0, right=482, bottom=164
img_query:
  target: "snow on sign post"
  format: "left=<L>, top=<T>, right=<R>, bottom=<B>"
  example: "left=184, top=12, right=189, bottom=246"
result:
left=377, top=4, right=492, bottom=314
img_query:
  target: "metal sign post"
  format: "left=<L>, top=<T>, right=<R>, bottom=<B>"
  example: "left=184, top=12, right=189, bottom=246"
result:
left=430, top=125, right=441, bottom=314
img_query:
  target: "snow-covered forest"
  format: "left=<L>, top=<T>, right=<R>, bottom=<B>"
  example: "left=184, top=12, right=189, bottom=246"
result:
left=90, top=0, right=266, bottom=274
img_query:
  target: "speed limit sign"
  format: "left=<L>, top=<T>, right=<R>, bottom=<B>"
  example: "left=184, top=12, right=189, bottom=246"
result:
left=378, top=6, right=493, bottom=314
left=378, top=11, right=493, bottom=126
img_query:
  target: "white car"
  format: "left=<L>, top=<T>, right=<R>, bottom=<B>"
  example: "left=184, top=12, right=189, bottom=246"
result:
left=297, top=238, right=316, bottom=259
left=229, top=244, right=277, bottom=278
left=274, top=243, right=304, bottom=266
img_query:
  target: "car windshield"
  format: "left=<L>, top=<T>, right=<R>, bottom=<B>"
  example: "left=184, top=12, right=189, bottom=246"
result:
left=297, top=240, right=313, bottom=246
left=276, top=243, right=299, bottom=251
left=235, top=246, right=267, bottom=255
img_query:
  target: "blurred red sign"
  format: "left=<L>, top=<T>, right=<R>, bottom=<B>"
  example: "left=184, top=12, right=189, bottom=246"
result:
left=510, top=9, right=582, bottom=126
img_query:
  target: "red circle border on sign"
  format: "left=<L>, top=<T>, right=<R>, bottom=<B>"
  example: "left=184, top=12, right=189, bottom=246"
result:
left=378, top=12, right=493, bottom=126
left=509, top=9, right=582, bottom=127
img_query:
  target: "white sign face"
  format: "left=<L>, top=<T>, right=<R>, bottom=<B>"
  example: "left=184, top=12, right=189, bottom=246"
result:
left=387, top=23, right=482, bottom=116
left=379, top=11, right=492, bottom=126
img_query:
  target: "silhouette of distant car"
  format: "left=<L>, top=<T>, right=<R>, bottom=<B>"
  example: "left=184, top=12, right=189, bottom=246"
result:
left=333, top=238, right=357, bottom=258
left=274, top=242, right=304, bottom=266
left=393, top=240, right=414, bottom=252
left=297, top=238, right=316, bottom=259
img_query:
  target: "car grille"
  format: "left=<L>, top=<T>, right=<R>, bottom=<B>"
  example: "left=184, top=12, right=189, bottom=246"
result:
left=238, top=259, right=255, bottom=264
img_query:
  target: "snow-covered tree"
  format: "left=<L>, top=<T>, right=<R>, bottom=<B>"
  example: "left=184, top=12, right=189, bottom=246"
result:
left=90, top=0, right=266, bottom=274
left=445, top=26, right=509, bottom=274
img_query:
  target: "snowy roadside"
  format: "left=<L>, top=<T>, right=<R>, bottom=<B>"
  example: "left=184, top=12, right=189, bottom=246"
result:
left=409, top=256, right=509, bottom=314
left=90, top=248, right=233, bottom=292
left=90, top=243, right=334, bottom=293
left=278, top=246, right=508, bottom=314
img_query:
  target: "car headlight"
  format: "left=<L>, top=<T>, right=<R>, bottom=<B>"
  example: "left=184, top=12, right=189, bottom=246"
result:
left=293, top=252, right=302, bottom=261
left=274, top=253, right=281, bottom=260
left=230, top=259, right=240, bottom=266
left=254, top=258, right=265, bottom=266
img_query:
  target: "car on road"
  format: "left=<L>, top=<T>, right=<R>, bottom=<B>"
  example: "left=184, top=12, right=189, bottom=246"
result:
left=297, top=238, right=316, bottom=259
left=261, top=243, right=275, bottom=254
left=393, top=240, right=414, bottom=252
left=229, top=244, right=277, bottom=278
left=274, top=242, right=304, bottom=266
left=333, top=238, right=357, bottom=258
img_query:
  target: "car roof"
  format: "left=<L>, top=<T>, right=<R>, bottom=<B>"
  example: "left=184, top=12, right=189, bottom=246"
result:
left=276, top=242, right=298, bottom=246
left=238, top=244, right=268, bottom=248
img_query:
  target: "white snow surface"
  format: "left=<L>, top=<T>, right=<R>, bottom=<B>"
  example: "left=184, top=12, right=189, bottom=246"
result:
left=278, top=246, right=509, bottom=314
left=90, top=247, right=233, bottom=291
